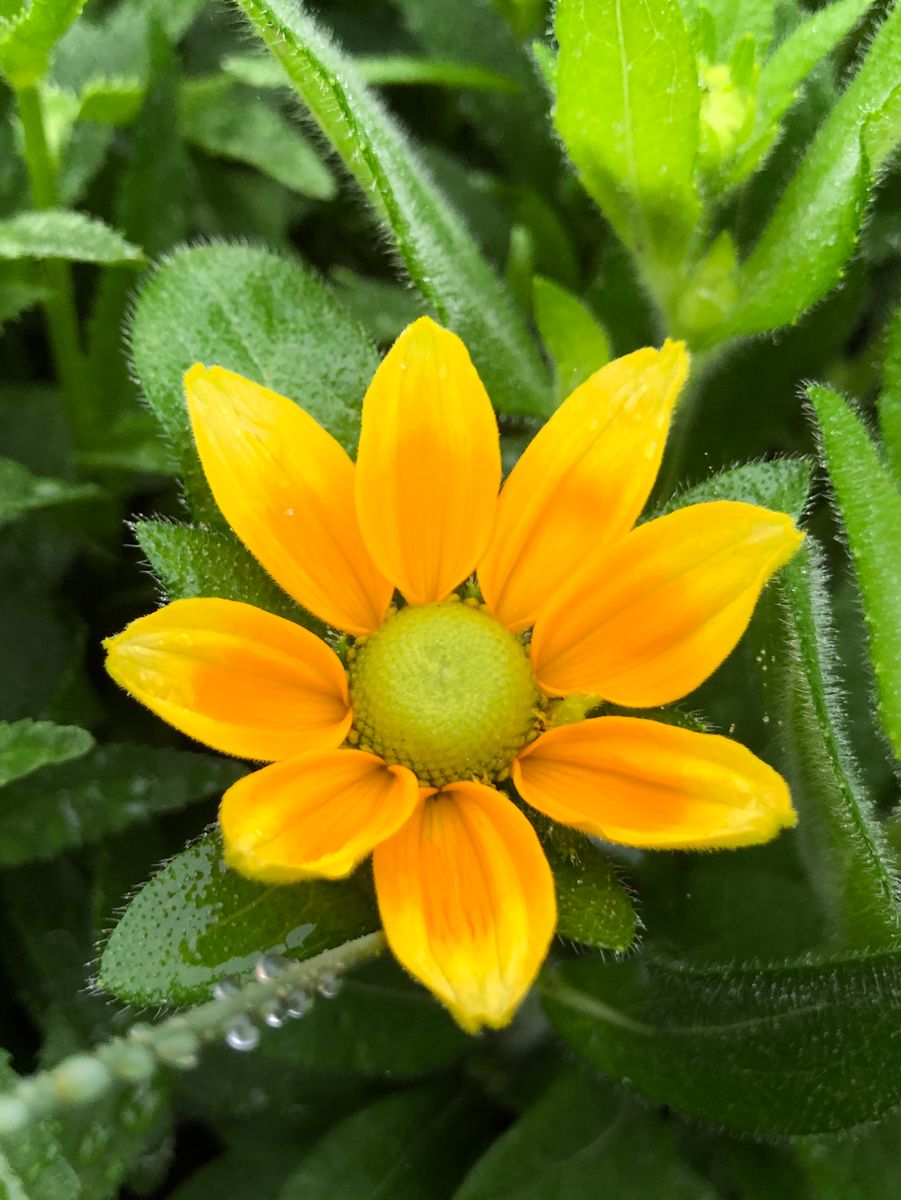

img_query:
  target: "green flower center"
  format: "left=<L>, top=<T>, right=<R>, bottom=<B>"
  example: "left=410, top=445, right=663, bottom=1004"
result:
left=349, top=600, right=540, bottom=788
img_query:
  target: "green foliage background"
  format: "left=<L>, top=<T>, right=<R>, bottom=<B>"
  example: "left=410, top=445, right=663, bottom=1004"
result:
left=0, top=0, right=900, bottom=1195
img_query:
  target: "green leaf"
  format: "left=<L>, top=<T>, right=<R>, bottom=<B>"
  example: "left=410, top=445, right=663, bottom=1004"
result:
left=657, top=456, right=813, bottom=523
left=0, top=209, right=142, bottom=265
left=275, top=1085, right=492, bottom=1200
left=543, top=946, right=901, bottom=1135
left=98, top=830, right=380, bottom=1006
left=0, top=718, right=92, bottom=787
left=134, top=519, right=318, bottom=630
left=770, top=545, right=901, bottom=946
left=128, top=242, right=379, bottom=523
left=456, top=1069, right=717, bottom=1200
left=877, top=306, right=901, bottom=484
left=532, top=276, right=610, bottom=403
left=0, top=0, right=86, bottom=87
left=0, top=455, right=100, bottom=526
left=77, top=75, right=145, bottom=125
left=330, top=267, right=427, bottom=346
left=756, top=0, right=872, bottom=134
left=724, top=4, right=901, bottom=338
left=261, top=958, right=468, bottom=1076
left=543, top=826, right=637, bottom=952
left=0, top=744, right=244, bottom=867
left=554, top=0, right=700, bottom=263
left=809, top=385, right=901, bottom=765
left=180, top=78, right=335, bottom=200
left=230, top=0, right=551, bottom=419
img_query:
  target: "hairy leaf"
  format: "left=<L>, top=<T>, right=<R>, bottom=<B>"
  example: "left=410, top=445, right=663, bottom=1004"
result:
left=98, top=830, right=380, bottom=1006
left=129, top=242, right=378, bottom=522
left=230, top=0, right=551, bottom=418
left=543, top=947, right=901, bottom=1134
left=878, top=305, right=901, bottom=484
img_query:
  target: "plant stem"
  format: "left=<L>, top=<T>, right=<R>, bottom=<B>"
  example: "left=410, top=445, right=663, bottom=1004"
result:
left=15, top=83, right=89, bottom=441
left=0, top=932, right=386, bottom=1134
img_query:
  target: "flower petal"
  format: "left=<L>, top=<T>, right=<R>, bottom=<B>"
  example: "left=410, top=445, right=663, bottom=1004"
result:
left=513, top=716, right=797, bottom=849
left=186, top=365, right=392, bottom=635
left=372, top=780, right=556, bottom=1033
left=531, top=501, right=804, bottom=705
left=104, top=598, right=351, bottom=761
left=355, top=317, right=501, bottom=605
left=220, top=750, right=419, bottom=882
left=478, top=341, right=688, bottom=631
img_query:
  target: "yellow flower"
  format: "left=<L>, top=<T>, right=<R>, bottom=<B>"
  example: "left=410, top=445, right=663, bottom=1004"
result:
left=105, top=317, right=802, bottom=1033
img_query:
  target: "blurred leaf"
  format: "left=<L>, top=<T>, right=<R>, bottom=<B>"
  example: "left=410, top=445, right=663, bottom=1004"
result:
left=0, top=585, right=74, bottom=721
left=455, top=1068, right=716, bottom=1199
left=543, top=827, right=637, bottom=952
left=0, top=1055, right=82, bottom=1199
left=390, top=0, right=558, bottom=187
left=724, top=4, right=901, bottom=338
left=554, top=0, right=699, bottom=263
left=135, top=519, right=317, bottom=630
left=225, top=50, right=518, bottom=91
left=809, top=385, right=901, bottom=764
left=98, top=830, right=380, bottom=1006
left=129, top=242, right=378, bottom=523
left=532, top=276, right=610, bottom=403
left=702, top=0, right=776, bottom=58
left=330, top=268, right=426, bottom=345
left=181, top=77, right=335, bottom=200
left=231, top=0, right=551, bottom=419
left=543, top=945, right=901, bottom=1135
left=878, top=304, right=901, bottom=483
left=0, top=744, right=243, bottom=866
left=0, top=456, right=100, bottom=526
left=771, top=545, right=901, bottom=945
left=0, top=718, right=92, bottom=787
left=262, top=958, right=468, bottom=1076
left=275, top=1085, right=492, bottom=1200
left=799, top=1114, right=901, bottom=1199
left=77, top=74, right=144, bottom=124
left=356, top=54, right=517, bottom=91
left=0, top=209, right=142, bottom=264
left=0, top=0, right=86, bottom=87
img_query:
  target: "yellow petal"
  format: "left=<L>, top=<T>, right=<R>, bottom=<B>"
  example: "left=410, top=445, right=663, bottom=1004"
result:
left=220, top=750, right=419, bottom=882
left=479, top=341, right=688, bottom=632
left=372, top=781, right=556, bottom=1033
left=104, top=598, right=351, bottom=761
left=355, top=317, right=501, bottom=605
left=513, top=716, right=797, bottom=849
left=186, top=365, right=392, bottom=635
left=531, top=501, right=804, bottom=705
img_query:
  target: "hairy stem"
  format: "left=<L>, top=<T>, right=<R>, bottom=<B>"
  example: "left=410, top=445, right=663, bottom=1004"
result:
left=0, top=932, right=386, bottom=1133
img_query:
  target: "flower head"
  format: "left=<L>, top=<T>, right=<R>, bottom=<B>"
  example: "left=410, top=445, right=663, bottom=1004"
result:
left=105, top=317, right=802, bottom=1032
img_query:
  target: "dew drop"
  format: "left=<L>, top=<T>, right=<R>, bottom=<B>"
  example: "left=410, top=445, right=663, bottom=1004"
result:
left=224, top=1015, right=260, bottom=1052
left=316, top=971, right=342, bottom=1000
left=212, top=977, right=239, bottom=1001
left=260, top=998, right=286, bottom=1029
left=255, top=952, right=290, bottom=983
left=284, top=989, right=313, bottom=1019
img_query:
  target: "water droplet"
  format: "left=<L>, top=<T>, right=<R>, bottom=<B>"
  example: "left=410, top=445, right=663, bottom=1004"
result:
left=316, top=971, right=342, bottom=999
left=284, top=988, right=313, bottom=1019
left=212, top=977, right=240, bottom=1001
left=255, top=952, right=290, bottom=983
left=260, top=998, right=285, bottom=1029
left=225, top=1015, right=260, bottom=1052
